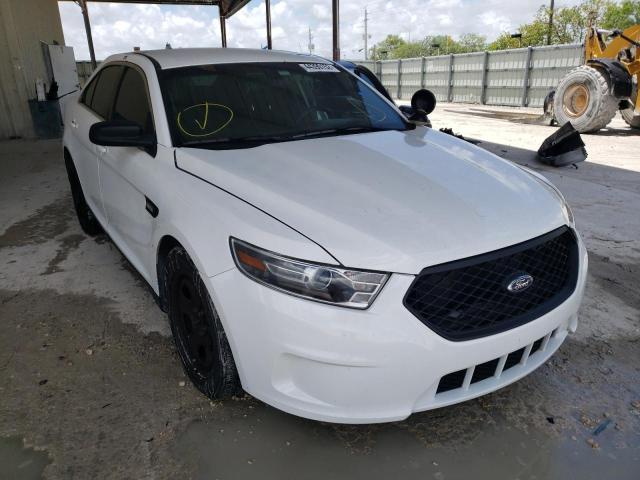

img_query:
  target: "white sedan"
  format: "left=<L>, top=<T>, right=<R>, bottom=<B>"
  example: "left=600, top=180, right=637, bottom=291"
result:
left=62, top=48, right=588, bottom=424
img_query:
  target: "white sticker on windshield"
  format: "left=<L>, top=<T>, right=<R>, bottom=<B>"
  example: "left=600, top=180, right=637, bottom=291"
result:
left=299, top=63, right=340, bottom=73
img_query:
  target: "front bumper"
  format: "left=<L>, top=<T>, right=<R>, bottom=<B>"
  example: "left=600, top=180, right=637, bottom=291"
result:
left=207, top=234, right=588, bottom=424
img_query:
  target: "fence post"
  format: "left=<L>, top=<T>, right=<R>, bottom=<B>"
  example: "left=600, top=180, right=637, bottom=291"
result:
left=480, top=51, right=489, bottom=105
left=447, top=54, right=454, bottom=102
left=522, top=46, right=533, bottom=107
left=396, top=59, right=402, bottom=99
left=421, top=57, right=426, bottom=89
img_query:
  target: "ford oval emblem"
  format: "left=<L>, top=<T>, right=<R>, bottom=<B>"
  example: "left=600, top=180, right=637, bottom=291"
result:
left=506, top=273, right=534, bottom=293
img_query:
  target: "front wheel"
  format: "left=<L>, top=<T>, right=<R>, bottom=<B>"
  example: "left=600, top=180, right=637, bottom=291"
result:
left=164, top=246, right=241, bottom=399
left=620, top=77, right=640, bottom=129
left=553, top=65, right=618, bottom=133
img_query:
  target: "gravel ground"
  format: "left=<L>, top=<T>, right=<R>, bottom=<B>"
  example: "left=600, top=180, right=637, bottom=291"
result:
left=0, top=107, right=638, bottom=479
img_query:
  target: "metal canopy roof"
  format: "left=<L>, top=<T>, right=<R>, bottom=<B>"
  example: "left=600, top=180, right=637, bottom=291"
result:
left=65, top=0, right=251, bottom=18
left=66, top=0, right=341, bottom=69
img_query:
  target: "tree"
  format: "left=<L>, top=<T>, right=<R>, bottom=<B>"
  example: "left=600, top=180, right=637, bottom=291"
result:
left=488, top=0, right=615, bottom=51
left=393, top=40, right=429, bottom=59
left=488, top=19, right=548, bottom=50
left=368, top=0, right=640, bottom=58
left=602, top=0, right=640, bottom=29
left=457, top=33, right=487, bottom=53
left=421, top=35, right=459, bottom=55
left=369, top=35, right=406, bottom=60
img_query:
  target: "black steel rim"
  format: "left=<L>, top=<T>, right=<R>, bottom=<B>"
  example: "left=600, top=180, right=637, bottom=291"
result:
left=172, top=275, right=216, bottom=378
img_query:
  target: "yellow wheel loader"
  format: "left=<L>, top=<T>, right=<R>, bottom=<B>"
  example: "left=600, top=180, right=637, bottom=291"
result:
left=544, top=25, right=640, bottom=132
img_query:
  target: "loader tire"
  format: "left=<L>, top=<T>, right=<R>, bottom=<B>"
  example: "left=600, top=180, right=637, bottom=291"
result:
left=553, top=65, right=618, bottom=133
left=620, top=78, right=640, bottom=129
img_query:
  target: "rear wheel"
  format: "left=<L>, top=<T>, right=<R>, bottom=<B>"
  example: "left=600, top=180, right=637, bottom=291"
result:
left=164, top=246, right=241, bottom=399
left=553, top=65, right=618, bottom=133
left=64, top=152, right=102, bottom=236
left=620, top=77, right=640, bottom=129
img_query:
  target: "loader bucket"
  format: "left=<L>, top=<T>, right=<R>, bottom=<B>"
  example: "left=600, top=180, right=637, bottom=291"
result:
left=537, top=122, right=587, bottom=167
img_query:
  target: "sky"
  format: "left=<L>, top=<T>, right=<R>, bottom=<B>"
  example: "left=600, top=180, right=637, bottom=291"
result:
left=58, top=0, right=583, bottom=61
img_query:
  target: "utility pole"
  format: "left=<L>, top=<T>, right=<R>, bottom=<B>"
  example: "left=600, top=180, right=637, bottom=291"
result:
left=363, top=7, right=368, bottom=60
left=308, top=27, right=314, bottom=54
left=547, top=0, right=555, bottom=45
left=265, top=0, right=272, bottom=49
left=332, top=0, right=340, bottom=61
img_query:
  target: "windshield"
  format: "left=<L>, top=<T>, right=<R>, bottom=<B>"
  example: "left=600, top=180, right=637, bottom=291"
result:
left=161, top=62, right=409, bottom=148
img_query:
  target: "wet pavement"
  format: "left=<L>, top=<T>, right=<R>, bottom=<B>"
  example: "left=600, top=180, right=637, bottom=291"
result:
left=0, top=121, right=638, bottom=479
left=0, top=437, right=50, bottom=479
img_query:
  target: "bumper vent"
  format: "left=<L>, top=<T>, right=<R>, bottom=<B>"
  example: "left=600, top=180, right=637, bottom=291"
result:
left=436, top=330, right=557, bottom=394
left=404, top=226, right=579, bottom=341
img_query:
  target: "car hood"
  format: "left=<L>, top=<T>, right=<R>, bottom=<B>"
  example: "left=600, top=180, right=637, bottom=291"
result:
left=176, top=127, right=567, bottom=274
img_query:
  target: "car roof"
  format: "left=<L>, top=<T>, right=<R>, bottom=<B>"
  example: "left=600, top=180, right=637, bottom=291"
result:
left=105, top=48, right=332, bottom=70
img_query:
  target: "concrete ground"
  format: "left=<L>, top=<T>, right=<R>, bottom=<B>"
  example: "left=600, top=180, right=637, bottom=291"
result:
left=0, top=105, right=639, bottom=479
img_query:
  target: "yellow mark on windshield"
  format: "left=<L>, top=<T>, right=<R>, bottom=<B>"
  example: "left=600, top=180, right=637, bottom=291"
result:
left=194, top=101, right=210, bottom=130
left=177, top=102, right=234, bottom=137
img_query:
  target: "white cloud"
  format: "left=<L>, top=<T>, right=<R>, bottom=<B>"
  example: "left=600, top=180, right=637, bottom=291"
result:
left=58, top=0, right=584, bottom=61
left=312, top=4, right=330, bottom=20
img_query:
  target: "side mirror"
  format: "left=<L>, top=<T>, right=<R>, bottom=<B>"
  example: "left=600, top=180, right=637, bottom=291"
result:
left=89, top=120, right=156, bottom=151
left=411, top=89, right=437, bottom=115
left=398, top=105, right=432, bottom=128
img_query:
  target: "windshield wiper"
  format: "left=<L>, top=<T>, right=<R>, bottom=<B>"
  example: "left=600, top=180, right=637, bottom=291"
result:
left=181, top=135, right=292, bottom=149
left=290, top=126, right=407, bottom=139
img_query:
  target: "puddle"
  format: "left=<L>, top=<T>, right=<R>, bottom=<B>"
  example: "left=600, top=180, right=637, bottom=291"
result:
left=0, top=437, right=50, bottom=479
left=172, top=402, right=639, bottom=480
left=0, top=195, right=74, bottom=249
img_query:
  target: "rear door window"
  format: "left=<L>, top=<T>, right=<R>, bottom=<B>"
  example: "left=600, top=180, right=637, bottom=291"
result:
left=112, top=67, right=154, bottom=134
left=90, top=65, right=124, bottom=119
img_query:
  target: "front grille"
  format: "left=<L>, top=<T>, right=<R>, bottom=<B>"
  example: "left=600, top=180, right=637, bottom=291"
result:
left=404, top=227, right=579, bottom=341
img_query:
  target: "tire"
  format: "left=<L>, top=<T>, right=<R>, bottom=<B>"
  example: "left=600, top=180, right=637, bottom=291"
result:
left=553, top=65, right=618, bottom=133
left=64, top=152, right=102, bottom=236
left=164, top=246, right=241, bottom=399
left=620, top=77, right=640, bottom=129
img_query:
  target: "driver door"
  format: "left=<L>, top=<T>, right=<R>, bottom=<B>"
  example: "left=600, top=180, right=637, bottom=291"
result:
left=98, top=65, right=157, bottom=282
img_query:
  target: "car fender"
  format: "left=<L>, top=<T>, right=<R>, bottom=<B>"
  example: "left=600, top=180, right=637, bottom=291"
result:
left=148, top=156, right=339, bottom=295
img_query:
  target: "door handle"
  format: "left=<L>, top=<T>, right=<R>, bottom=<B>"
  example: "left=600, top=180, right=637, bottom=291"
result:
left=97, top=146, right=108, bottom=154
left=70, top=119, right=78, bottom=128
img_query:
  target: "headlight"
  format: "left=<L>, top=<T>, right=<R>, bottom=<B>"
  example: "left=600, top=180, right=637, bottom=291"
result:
left=230, top=238, right=389, bottom=309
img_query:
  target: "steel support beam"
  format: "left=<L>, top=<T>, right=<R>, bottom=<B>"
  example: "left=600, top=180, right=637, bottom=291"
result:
left=480, top=51, right=489, bottom=104
left=332, top=0, right=340, bottom=61
left=265, top=0, right=272, bottom=49
left=447, top=53, right=454, bottom=102
left=522, top=46, right=533, bottom=106
left=78, top=0, right=97, bottom=69
left=397, top=59, right=402, bottom=99
left=219, top=6, right=227, bottom=47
